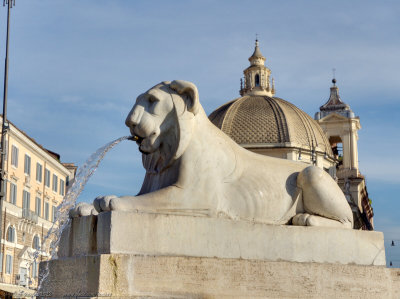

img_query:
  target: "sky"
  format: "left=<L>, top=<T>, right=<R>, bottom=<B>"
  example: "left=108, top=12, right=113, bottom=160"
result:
left=0, top=0, right=399, bottom=265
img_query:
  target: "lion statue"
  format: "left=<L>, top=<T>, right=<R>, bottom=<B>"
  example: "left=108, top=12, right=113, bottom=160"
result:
left=71, top=80, right=353, bottom=228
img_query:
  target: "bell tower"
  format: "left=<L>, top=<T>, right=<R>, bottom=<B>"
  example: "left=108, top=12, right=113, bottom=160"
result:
left=315, top=78, right=359, bottom=173
left=315, top=78, right=373, bottom=230
left=240, top=39, right=275, bottom=97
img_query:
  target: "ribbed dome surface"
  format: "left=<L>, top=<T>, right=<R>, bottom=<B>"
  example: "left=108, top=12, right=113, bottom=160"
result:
left=209, top=96, right=332, bottom=155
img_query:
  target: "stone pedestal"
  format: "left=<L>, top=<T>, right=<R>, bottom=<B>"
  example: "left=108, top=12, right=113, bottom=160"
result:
left=40, top=254, right=400, bottom=299
left=39, top=212, right=397, bottom=298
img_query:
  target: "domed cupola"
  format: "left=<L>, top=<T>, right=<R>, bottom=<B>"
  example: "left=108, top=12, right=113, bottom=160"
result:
left=240, top=39, right=275, bottom=97
left=209, top=40, right=335, bottom=171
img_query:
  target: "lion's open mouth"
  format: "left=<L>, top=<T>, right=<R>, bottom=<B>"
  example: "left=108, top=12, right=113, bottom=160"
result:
left=129, top=135, right=152, bottom=155
left=129, top=135, right=144, bottom=145
left=129, top=130, right=160, bottom=155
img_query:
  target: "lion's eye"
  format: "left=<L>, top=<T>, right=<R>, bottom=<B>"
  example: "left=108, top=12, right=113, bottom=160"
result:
left=148, top=96, right=159, bottom=104
left=146, top=96, right=160, bottom=114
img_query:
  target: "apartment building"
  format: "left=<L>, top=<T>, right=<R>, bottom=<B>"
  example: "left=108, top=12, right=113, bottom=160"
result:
left=0, top=116, right=76, bottom=295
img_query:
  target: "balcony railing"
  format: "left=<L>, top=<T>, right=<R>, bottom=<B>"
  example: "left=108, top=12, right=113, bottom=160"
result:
left=22, top=209, right=38, bottom=223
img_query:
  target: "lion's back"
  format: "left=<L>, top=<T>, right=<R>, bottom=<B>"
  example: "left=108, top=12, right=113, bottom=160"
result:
left=217, top=144, right=305, bottom=223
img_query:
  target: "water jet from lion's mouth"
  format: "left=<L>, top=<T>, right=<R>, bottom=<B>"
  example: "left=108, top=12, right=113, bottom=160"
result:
left=36, top=135, right=131, bottom=295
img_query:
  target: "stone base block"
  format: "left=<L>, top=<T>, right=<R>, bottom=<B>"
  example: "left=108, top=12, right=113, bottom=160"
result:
left=59, top=212, right=386, bottom=266
left=39, top=254, right=400, bottom=299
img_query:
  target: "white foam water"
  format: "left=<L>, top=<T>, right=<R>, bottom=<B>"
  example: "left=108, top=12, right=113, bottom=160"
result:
left=29, top=136, right=131, bottom=297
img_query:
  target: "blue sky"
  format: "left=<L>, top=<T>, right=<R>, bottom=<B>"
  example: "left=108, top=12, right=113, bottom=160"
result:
left=0, top=1, right=399, bottom=265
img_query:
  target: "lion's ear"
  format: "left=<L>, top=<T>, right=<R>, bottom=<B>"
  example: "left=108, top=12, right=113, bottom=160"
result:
left=170, top=80, right=199, bottom=115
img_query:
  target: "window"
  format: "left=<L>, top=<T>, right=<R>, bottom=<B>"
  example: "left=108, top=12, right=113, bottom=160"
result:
left=35, top=197, right=41, bottom=217
left=9, top=182, right=16, bottom=205
left=24, top=154, right=31, bottom=175
left=6, top=226, right=15, bottom=243
left=32, top=261, right=38, bottom=278
left=5, top=255, right=12, bottom=274
left=0, top=252, right=2, bottom=273
left=44, top=202, right=49, bottom=221
left=255, top=74, right=260, bottom=86
left=52, top=206, right=57, bottom=222
left=36, top=163, right=43, bottom=182
left=33, top=235, right=40, bottom=250
left=60, top=179, right=65, bottom=196
left=52, top=174, right=58, bottom=192
left=22, top=190, right=30, bottom=211
left=44, top=169, right=50, bottom=187
left=11, top=145, right=18, bottom=167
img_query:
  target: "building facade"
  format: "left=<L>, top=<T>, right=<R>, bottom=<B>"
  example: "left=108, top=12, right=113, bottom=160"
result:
left=0, top=116, right=76, bottom=293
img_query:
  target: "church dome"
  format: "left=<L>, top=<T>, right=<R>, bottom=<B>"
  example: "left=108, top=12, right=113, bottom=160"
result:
left=208, top=39, right=333, bottom=159
left=209, top=95, right=333, bottom=155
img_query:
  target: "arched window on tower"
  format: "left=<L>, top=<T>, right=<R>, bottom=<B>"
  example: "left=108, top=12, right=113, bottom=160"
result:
left=255, top=74, right=260, bottom=87
left=329, top=136, right=343, bottom=168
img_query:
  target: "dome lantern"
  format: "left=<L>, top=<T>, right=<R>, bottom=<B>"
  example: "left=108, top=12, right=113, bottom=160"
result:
left=249, top=39, right=266, bottom=66
left=240, top=40, right=275, bottom=97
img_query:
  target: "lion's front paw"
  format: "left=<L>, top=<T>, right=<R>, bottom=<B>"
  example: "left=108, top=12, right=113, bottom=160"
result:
left=93, top=195, right=118, bottom=212
left=69, top=202, right=98, bottom=218
left=292, top=213, right=311, bottom=226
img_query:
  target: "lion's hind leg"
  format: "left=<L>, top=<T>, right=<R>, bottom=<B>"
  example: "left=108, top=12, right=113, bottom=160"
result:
left=294, top=166, right=353, bottom=229
left=292, top=213, right=352, bottom=228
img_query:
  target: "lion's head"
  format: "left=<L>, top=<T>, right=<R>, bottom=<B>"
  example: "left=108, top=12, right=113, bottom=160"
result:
left=125, top=80, right=200, bottom=174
